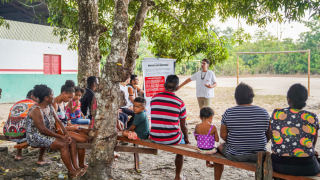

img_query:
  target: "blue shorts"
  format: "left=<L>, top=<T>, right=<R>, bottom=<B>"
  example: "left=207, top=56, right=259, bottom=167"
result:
left=179, top=133, right=185, bottom=144
left=71, top=117, right=90, bottom=125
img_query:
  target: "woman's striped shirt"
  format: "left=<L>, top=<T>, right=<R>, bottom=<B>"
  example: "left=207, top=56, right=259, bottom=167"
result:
left=150, top=91, right=187, bottom=145
left=221, top=105, right=270, bottom=155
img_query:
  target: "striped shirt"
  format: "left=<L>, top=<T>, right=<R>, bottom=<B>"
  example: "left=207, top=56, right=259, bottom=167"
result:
left=150, top=91, right=187, bottom=145
left=221, top=105, right=270, bottom=155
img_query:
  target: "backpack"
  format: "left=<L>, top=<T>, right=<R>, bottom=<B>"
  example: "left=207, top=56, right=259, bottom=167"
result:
left=3, top=99, right=35, bottom=142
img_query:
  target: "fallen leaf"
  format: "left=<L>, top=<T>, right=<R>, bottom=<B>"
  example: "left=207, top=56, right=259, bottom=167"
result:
left=4, top=169, right=9, bottom=172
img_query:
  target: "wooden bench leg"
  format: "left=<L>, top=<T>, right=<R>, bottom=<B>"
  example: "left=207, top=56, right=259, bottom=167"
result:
left=263, top=152, right=273, bottom=180
left=134, top=144, right=141, bottom=173
left=256, top=151, right=266, bottom=180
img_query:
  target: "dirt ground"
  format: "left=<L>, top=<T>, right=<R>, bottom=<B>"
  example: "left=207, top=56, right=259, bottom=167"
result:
left=0, top=75, right=320, bottom=180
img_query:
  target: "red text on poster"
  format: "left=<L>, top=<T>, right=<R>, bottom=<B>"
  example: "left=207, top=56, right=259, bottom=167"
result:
left=145, top=76, right=165, bottom=97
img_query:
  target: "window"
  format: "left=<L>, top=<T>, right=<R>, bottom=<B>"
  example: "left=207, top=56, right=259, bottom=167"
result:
left=44, top=55, right=61, bottom=74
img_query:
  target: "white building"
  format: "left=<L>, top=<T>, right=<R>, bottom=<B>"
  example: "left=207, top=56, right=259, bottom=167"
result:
left=0, top=20, right=78, bottom=103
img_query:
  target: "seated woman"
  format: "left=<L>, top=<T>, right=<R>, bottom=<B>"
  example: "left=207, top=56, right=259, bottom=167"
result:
left=26, top=85, right=86, bottom=178
left=268, top=83, right=320, bottom=176
left=12, top=90, right=49, bottom=166
left=214, top=83, right=270, bottom=180
left=52, top=80, right=89, bottom=170
left=119, top=77, right=135, bottom=128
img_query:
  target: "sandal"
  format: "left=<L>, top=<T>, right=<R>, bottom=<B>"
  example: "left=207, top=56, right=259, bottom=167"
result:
left=79, top=168, right=87, bottom=177
left=14, top=157, right=24, bottom=161
left=37, top=159, right=52, bottom=166
left=70, top=169, right=85, bottom=179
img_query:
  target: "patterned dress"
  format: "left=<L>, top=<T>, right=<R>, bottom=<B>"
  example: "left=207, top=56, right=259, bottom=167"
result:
left=270, top=108, right=319, bottom=157
left=26, top=105, right=56, bottom=148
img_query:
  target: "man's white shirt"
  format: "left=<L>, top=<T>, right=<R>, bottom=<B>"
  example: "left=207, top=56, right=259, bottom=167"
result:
left=190, top=70, right=217, bottom=98
left=119, top=84, right=130, bottom=108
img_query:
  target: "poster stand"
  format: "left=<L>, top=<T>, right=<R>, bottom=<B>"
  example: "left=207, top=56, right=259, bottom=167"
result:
left=142, top=58, right=177, bottom=115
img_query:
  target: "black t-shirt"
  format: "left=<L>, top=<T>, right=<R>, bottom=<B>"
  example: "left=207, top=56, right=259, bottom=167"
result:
left=80, top=88, right=95, bottom=120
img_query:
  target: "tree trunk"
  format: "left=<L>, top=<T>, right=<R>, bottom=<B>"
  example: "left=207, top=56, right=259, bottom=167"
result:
left=84, top=0, right=130, bottom=179
left=80, top=0, right=153, bottom=179
left=77, top=0, right=107, bottom=88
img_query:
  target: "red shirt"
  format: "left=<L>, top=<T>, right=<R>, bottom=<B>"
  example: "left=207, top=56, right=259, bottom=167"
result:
left=150, top=91, right=187, bottom=145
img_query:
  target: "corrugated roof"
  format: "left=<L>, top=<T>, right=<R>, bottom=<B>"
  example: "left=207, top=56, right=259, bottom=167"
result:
left=0, top=20, right=69, bottom=44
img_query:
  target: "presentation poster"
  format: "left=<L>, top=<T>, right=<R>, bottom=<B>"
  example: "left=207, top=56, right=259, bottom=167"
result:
left=142, top=58, right=176, bottom=115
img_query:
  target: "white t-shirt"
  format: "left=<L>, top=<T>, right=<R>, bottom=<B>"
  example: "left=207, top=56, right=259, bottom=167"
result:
left=190, top=70, right=217, bottom=98
left=119, top=84, right=130, bottom=108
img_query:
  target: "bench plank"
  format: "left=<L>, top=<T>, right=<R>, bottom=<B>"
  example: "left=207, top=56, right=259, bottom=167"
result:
left=117, top=135, right=318, bottom=180
left=76, top=143, right=157, bottom=154
left=77, top=143, right=92, bottom=149
left=117, top=135, right=257, bottom=172
left=115, top=145, right=158, bottom=154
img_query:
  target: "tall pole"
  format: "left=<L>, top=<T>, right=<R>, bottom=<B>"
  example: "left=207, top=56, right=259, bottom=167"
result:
left=308, top=49, right=310, bottom=97
left=237, top=53, right=239, bottom=85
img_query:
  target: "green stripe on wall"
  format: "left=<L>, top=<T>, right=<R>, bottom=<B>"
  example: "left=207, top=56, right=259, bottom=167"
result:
left=0, top=74, right=77, bottom=103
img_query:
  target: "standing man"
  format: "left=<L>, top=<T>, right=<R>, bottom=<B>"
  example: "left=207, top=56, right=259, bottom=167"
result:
left=80, top=76, right=99, bottom=120
left=150, top=75, right=189, bottom=180
left=177, top=58, right=217, bottom=109
left=127, top=75, right=144, bottom=106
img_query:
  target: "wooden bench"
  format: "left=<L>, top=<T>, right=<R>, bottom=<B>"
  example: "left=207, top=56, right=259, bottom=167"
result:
left=0, top=134, right=158, bottom=171
left=2, top=134, right=320, bottom=180
left=115, top=134, right=320, bottom=180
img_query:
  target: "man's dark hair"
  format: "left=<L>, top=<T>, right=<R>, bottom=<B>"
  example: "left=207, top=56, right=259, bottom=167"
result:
left=200, top=107, right=214, bottom=119
left=287, top=83, right=308, bottom=109
left=235, top=82, right=255, bottom=105
left=134, top=97, right=146, bottom=107
left=75, top=86, right=86, bottom=94
left=87, top=76, right=97, bottom=88
left=164, top=75, right=179, bottom=91
left=130, top=75, right=138, bottom=83
left=33, top=85, right=52, bottom=103
left=202, top=58, right=210, bottom=65
left=26, top=90, right=34, bottom=99
left=61, top=80, right=75, bottom=94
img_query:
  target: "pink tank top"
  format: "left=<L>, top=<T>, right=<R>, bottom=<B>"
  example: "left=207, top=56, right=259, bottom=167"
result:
left=193, top=125, right=216, bottom=150
left=66, top=101, right=81, bottom=120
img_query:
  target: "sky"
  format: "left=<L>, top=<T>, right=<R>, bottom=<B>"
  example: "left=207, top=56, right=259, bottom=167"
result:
left=213, top=15, right=312, bottom=41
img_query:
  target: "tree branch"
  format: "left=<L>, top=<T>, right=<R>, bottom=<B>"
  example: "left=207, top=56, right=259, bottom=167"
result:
left=153, top=5, right=187, bottom=27
left=123, top=0, right=153, bottom=78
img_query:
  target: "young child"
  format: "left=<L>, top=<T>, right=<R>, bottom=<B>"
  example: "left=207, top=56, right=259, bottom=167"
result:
left=66, top=86, right=91, bottom=125
left=122, top=97, right=149, bottom=140
left=194, top=107, right=219, bottom=167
